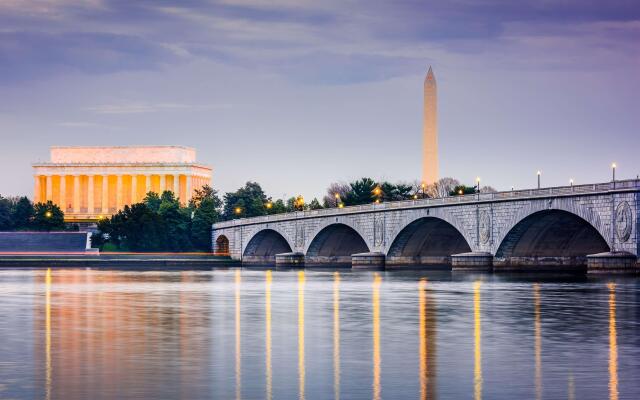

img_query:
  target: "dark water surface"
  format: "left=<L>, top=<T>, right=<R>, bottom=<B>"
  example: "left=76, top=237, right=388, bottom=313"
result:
left=0, top=268, right=639, bottom=399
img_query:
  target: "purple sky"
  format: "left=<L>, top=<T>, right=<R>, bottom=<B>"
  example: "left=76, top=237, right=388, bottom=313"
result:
left=1, top=0, right=639, bottom=201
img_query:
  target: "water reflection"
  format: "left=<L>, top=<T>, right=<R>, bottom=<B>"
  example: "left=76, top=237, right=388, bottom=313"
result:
left=45, top=268, right=52, bottom=400
left=608, top=282, right=618, bottom=400
left=333, top=272, right=341, bottom=400
left=1, top=269, right=636, bottom=400
left=298, top=271, right=305, bottom=400
left=265, top=270, right=272, bottom=400
left=235, top=270, right=242, bottom=400
left=373, top=273, right=381, bottom=400
left=418, top=278, right=437, bottom=400
left=533, top=283, right=542, bottom=400
left=473, top=281, right=482, bottom=400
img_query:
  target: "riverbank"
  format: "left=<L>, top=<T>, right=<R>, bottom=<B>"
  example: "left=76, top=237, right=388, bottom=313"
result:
left=0, top=253, right=239, bottom=268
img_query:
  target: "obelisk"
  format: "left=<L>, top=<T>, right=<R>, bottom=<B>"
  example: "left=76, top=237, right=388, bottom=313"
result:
left=422, top=66, right=439, bottom=185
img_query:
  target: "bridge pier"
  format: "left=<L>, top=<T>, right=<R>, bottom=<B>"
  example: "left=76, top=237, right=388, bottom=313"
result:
left=275, top=252, right=305, bottom=268
left=492, top=256, right=588, bottom=272
left=587, top=252, right=639, bottom=274
left=451, top=252, right=493, bottom=271
left=352, top=252, right=385, bottom=270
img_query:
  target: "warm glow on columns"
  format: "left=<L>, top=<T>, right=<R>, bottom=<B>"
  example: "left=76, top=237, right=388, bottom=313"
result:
left=59, top=175, right=67, bottom=211
left=235, top=270, right=242, bottom=400
left=87, top=175, right=95, bottom=214
left=34, top=175, right=41, bottom=203
left=608, top=283, right=618, bottom=400
left=373, top=273, right=381, bottom=400
left=45, top=175, right=53, bottom=201
left=186, top=175, right=193, bottom=203
left=73, top=175, right=80, bottom=213
left=298, top=271, right=306, bottom=400
left=131, top=175, right=138, bottom=204
left=101, top=175, right=109, bottom=214
left=145, top=175, right=151, bottom=195
left=116, top=175, right=123, bottom=211
left=173, top=174, right=180, bottom=196
left=160, top=174, right=166, bottom=194
left=473, top=281, right=483, bottom=400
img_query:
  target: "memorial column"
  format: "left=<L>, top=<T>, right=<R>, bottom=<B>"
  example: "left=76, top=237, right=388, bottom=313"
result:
left=131, top=174, right=138, bottom=204
left=45, top=175, right=53, bottom=202
left=116, top=175, right=123, bottom=211
left=73, top=175, right=80, bottom=213
left=185, top=175, right=192, bottom=204
left=145, top=175, right=151, bottom=195
left=87, top=175, right=95, bottom=215
left=173, top=174, right=180, bottom=197
left=59, top=175, right=66, bottom=212
left=160, top=174, right=166, bottom=194
left=34, top=175, right=41, bottom=203
left=101, top=175, right=109, bottom=214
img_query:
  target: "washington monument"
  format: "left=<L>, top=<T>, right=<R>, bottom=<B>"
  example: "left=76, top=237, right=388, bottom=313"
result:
left=422, top=66, right=439, bottom=185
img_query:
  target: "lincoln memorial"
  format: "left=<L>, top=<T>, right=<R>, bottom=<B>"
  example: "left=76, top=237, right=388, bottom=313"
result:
left=32, top=146, right=212, bottom=222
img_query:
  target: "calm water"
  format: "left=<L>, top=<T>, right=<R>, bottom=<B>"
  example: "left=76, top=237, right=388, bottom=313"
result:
left=0, top=268, right=639, bottom=400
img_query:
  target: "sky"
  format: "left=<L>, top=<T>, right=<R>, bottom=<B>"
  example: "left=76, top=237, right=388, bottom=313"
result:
left=0, top=0, right=639, bottom=201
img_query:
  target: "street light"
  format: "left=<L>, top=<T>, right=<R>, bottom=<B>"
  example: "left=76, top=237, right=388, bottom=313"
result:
left=537, top=171, right=541, bottom=189
left=265, top=202, right=273, bottom=210
left=234, top=206, right=242, bottom=215
left=569, top=179, right=574, bottom=187
left=45, top=211, right=52, bottom=218
left=612, top=163, right=616, bottom=183
left=421, top=182, right=426, bottom=199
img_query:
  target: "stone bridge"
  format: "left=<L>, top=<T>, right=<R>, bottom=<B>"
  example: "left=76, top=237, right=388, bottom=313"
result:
left=212, top=180, right=640, bottom=273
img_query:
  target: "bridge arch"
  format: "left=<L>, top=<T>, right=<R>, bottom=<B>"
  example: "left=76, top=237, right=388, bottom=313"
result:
left=242, top=228, right=293, bottom=265
left=305, top=223, right=370, bottom=266
left=214, top=235, right=230, bottom=255
left=386, top=216, right=472, bottom=266
left=495, top=209, right=610, bottom=265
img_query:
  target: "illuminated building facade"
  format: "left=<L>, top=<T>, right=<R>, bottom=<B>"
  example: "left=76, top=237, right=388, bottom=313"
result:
left=33, top=146, right=212, bottom=222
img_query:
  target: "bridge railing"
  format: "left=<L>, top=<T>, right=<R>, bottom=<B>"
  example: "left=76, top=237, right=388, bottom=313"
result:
left=214, top=179, right=640, bottom=228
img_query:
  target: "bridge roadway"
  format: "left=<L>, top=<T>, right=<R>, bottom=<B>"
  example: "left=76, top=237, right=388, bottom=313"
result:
left=212, top=179, right=640, bottom=273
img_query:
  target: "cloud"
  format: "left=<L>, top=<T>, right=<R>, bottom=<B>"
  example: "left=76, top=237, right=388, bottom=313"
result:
left=0, top=0, right=637, bottom=84
left=85, top=102, right=233, bottom=114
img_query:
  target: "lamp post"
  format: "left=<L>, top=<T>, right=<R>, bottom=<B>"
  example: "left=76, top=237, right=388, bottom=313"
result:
left=421, top=183, right=426, bottom=199
left=537, top=171, right=541, bottom=189
left=612, top=163, right=616, bottom=188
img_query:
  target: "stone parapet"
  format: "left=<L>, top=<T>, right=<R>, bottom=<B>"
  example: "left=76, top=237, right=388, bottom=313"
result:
left=587, top=252, right=639, bottom=274
left=451, top=252, right=493, bottom=271
left=352, top=252, right=385, bottom=270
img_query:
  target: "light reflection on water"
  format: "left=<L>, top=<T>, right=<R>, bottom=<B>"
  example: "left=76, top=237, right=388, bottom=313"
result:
left=0, top=268, right=639, bottom=399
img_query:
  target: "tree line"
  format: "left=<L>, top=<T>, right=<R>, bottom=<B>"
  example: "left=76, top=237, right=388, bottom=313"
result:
left=0, top=196, right=68, bottom=231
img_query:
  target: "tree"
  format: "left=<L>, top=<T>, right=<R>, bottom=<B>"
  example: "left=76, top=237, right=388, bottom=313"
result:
left=379, top=182, right=413, bottom=201
left=12, top=196, right=34, bottom=229
left=450, top=185, right=476, bottom=196
left=309, top=198, right=323, bottom=210
left=0, top=196, right=12, bottom=230
left=427, top=177, right=461, bottom=198
left=143, top=192, right=162, bottom=212
left=159, top=191, right=193, bottom=251
left=32, top=201, right=65, bottom=231
left=223, top=182, right=269, bottom=220
left=323, top=182, right=351, bottom=207
left=344, top=177, right=377, bottom=206
left=191, top=196, right=221, bottom=251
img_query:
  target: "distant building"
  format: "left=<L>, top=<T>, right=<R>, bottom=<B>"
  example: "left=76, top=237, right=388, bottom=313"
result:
left=422, top=66, right=439, bottom=185
left=33, top=146, right=212, bottom=222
